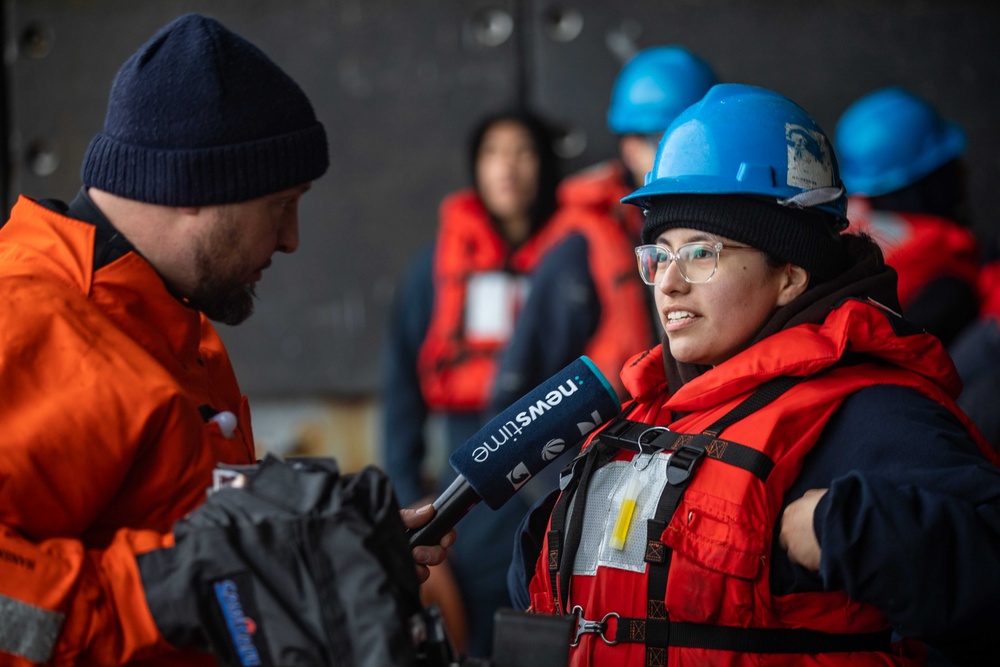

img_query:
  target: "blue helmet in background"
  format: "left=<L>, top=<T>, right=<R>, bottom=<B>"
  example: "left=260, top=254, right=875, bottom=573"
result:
left=607, top=46, right=718, bottom=136
left=834, top=87, right=966, bottom=197
left=622, top=83, right=848, bottom=228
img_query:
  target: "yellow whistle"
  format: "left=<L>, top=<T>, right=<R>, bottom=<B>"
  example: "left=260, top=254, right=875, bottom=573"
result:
left=609, top=471, right=642, bottom=551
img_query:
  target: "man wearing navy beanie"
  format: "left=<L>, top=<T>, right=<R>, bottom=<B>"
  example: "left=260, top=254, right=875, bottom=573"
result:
left=81, top=11, right=330, bottom=326
left=0, top=14, right=449, bottom=666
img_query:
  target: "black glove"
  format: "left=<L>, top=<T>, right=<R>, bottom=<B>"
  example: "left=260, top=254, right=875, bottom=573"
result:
left=137, top=456, right=422, bottom=667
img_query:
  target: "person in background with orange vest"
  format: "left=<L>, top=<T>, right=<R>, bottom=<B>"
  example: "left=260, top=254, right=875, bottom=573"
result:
left=489, top=46, right=716, bottom=413
left=509, top=84, right=1000, bottom=666
left=834, top=87, right=980, bottom=347
left=0, top=14, right=450, bottom=666
left=382, top=107, right=650, bottom=657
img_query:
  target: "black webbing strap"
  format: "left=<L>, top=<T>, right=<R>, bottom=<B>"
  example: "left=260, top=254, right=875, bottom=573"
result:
left=555, top=442, right=619, bottom=614
left=601, top=425, right=775, bottom=483
left=615, top=618, right=893, bottom=654
left=547, top=412, right=627, bottom=614
left=545, top=529, right=562, bottom=613
left=546, top=461, right=581, bottom=615
left=642, top=448, right=690, bottom=661
left=702, top=375, right=806, bottom=437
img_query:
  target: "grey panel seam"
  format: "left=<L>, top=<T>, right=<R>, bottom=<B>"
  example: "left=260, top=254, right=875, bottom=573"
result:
left=0, top=593, right=65, bottom=663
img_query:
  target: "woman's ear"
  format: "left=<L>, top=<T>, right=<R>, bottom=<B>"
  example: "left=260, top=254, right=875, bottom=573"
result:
left=776, top=264, right=810, bottom=307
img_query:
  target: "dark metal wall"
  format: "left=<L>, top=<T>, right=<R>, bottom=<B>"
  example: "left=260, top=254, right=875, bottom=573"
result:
left=5, top=1, right=999, bottom=396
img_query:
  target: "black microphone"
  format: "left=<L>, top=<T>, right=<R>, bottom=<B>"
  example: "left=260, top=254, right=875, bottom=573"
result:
left=408, top=356, right=621, bottom=547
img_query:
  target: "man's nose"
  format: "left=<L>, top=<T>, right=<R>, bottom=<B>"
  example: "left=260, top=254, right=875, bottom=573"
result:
left=277, top=217, right=299, bottom=254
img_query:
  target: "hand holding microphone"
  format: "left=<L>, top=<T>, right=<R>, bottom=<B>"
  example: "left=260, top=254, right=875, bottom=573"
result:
left=401, top=504, right=456, bottom=582
left=408, top=356, right=622, bottom=547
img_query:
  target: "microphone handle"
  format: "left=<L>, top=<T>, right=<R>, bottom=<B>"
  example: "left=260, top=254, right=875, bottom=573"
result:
left=407, top=476, right=482, bottom=548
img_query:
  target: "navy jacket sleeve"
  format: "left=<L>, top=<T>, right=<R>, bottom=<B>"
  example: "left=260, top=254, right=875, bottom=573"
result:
left=508, top=488, right=561, bottom=610
left=774, top=385, right=1000, bottom=651
left=490, top=233, right=600, bottom=413
left=381, top=242, right=435, bottom=507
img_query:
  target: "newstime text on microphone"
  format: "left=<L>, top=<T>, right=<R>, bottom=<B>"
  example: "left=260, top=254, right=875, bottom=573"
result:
left=407, top=356, right=621, bottom=547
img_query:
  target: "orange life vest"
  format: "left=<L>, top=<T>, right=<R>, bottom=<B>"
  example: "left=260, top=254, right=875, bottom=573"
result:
left=847, top=197, right=979, bottom=308
left=559, top=159, right=644, bottom=243
left=529, top=298, right=995, bottom=666
left=0, top=196, right=254, bottom=666
left=417, top=189, right=652, bottom=411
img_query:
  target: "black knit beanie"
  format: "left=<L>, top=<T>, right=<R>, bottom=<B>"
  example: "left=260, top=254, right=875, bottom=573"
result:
left=81, top=14, right=329, bottom=206
left=641, top=194, right=849, bottom=280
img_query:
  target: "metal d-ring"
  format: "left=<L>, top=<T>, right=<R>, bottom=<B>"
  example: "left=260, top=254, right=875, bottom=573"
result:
left=571, top=606, right=620, bottom=646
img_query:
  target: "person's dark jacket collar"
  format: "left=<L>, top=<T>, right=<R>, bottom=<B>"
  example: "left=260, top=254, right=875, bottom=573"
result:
left=38, top=187, right=136, bottom=271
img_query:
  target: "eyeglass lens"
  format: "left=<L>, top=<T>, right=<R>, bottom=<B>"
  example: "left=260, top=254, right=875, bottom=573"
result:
left=635, top=243, right=720, bottom=285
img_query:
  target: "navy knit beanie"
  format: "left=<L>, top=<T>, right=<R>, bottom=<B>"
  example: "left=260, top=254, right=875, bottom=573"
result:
left=81, top=13, right=328, bottom=206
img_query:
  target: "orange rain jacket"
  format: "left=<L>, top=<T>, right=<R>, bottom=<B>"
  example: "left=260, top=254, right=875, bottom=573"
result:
left=0, top=196, right=254, bottom=666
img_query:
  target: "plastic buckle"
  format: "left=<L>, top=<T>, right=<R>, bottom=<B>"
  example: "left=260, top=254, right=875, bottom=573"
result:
left=570, top=606, right=619, bottom=646
left=597, top=417, right=634, bottom=449
left=666, top=444, right=705, bottom=486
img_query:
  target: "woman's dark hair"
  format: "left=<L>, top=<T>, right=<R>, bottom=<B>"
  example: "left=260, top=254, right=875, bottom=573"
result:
left=467, top=108, right=561, bottom=237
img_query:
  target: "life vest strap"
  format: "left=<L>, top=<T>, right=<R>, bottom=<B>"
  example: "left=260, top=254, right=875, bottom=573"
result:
left=548, top=440, right=618, bottom=614
left=614, top=617, right=892, bottom=654
left=702, top=374, right=805, bottom=437
left=638, top=375, right=808, bottom=663
left=599, top=422, right=776, bottom=483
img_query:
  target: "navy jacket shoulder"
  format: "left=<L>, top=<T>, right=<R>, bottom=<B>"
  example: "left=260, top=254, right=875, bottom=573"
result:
left=777, top=383, right=1000, bottom=657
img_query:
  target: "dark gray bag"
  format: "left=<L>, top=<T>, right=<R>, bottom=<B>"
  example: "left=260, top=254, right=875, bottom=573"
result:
left=138, top=456, right=422, bottom=667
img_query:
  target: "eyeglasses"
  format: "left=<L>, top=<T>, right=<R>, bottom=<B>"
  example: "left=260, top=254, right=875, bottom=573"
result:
left=634, top=242, right=756, bottom=285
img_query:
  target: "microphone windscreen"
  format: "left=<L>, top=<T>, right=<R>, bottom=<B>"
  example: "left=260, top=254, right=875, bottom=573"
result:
left=449, top=356, right=621, bottom=509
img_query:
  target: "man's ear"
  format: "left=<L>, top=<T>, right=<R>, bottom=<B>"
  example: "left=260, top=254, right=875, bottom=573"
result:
left=776, top=264, right=810, bottom=307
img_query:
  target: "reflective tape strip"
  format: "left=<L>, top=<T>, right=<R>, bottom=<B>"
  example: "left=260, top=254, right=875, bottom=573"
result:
left=0, top=593, right=64, bottom=663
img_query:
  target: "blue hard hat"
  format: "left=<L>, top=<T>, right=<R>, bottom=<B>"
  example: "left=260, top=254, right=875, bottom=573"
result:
left=622, top=83, right=847, bottom=227
left=834, top=87, right=966, bottom=197
left=607, top=46, right=718, bottom=135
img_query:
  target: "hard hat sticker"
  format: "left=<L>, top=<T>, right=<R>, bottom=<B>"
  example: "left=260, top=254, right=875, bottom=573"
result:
left=785, top=123, right=834, bottom=190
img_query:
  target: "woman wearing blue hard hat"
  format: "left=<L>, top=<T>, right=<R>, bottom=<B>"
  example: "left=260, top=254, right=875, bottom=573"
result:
left=835, top=87, right=980, bottom=347
left=510, top=84, right=1000, bottom=666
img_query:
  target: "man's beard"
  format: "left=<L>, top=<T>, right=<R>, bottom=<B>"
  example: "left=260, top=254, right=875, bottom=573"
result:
left=188, top=272, right=257, bottom=326
left=186, top=216, right=258, bottom=326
